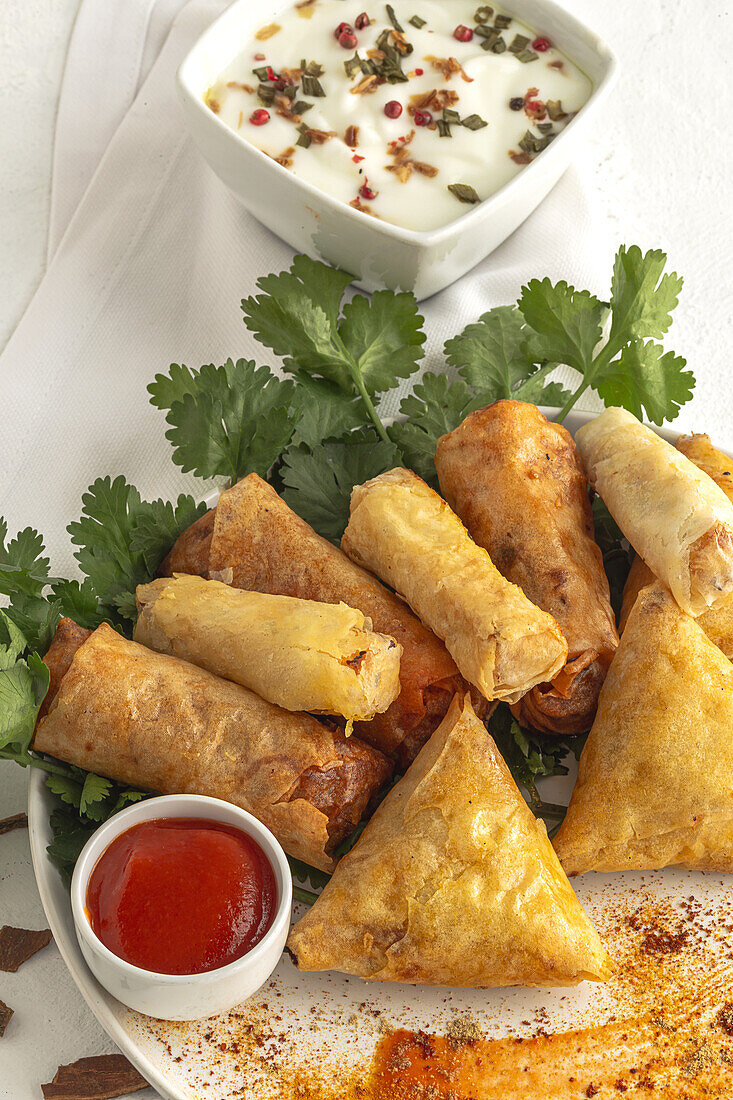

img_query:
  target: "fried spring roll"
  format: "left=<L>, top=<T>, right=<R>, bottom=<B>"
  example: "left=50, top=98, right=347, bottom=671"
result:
left=340, top=468, right=568, bottom=704
left=160, top=474, right=464, bottom=768
left=435, top=401, right=618, bottom=735
left=134, top=575, right=402, bottom=723
left=576, top=408, right=733, bottom=617
left=34, top=622, right=392, bottom=871
left=620, top=432, right=733, bottom=659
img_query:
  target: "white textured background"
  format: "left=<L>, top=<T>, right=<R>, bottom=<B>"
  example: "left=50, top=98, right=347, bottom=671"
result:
left=0, top=1, right=731, bottom=1097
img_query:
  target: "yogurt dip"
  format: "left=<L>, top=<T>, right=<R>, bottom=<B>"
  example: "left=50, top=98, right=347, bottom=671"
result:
left=206, top=1, right=592, bottom=232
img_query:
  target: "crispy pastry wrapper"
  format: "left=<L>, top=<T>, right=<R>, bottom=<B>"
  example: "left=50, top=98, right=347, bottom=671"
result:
left=575, top=408, right=733, bottom=617
left=620, top=433, right=733, bottom=659
left=554, top=582, right=733, bottom=874
left=34, top=623, right=391, bottom=871
left=287, top=694, right=611, bottom=987
left=436, top=401, right=618, bottom=735
left=161, top=473, right=464, bottom=768
left=341, top=468, right=567, bottom=704
left=134, top=574, right=402, bottom=723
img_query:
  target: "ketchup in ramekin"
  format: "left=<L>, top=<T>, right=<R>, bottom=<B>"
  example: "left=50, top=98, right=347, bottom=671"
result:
left=86, top=818, right=276, bottom=975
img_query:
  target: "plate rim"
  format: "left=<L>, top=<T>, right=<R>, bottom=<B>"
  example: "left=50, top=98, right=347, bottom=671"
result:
left=25, top=406, right=690, bottom=1097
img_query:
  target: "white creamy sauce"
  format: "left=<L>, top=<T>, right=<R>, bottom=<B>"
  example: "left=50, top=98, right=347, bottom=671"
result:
left=206, top=1, right=592, bottom=232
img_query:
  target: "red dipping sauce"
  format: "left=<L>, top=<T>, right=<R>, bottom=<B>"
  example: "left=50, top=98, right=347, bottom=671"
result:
left=86, top=818, right=277, bottom=975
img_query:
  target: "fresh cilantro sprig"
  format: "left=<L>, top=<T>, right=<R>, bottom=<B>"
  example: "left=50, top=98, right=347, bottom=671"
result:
left=519, top=245, right=692, bottom=424
left=241, top=254, right=426, bottom=444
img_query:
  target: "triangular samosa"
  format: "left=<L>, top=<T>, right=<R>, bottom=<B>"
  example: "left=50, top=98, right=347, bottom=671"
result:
left=287, top=695, right=611, bottom=987
left=554, top=582, right=733, bottom=874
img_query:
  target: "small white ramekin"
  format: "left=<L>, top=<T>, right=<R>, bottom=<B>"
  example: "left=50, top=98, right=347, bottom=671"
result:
left=70, top=794, right=292, bottom=1021
left=176, top=0, right=618, bottom=299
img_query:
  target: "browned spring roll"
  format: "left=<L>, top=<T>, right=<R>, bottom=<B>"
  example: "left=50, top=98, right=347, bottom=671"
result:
left=620, top=433, right=733, bottom=660
left=34, top=621, right=392, bottom=871
left=435, top=401, right=618, bottom=735
left=161, top=474, right=466, bottom=769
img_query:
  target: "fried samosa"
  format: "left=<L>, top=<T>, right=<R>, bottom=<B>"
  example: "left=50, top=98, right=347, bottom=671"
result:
left=435, top=401, right=618, bottom=735
left=341, top=468, right=567, bottom=704
left=575, top=408, right=733, bottom=617
left=620, top=433, right=733, bottom=659
left=134, top=574, right=402, bottom=723
left=287, top=694, right=611, bottom=987
left=34, top=621, right=392, bottom=871
left=160, top=474, right=464, bottom=768
left=554, top=583, right=733, bottom=874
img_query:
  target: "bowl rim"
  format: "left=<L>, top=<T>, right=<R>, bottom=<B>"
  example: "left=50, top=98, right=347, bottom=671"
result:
left=70, top=793, right=293, bottom=986
left=176, top=0, right=619, bottom=246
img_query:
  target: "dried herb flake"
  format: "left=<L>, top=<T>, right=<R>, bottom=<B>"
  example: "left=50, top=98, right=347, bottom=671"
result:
left=448, top=183, right=481, bottom=204
left=257, top=84, right=276, bottom=105
left=252, top=65, right=271, bottom=81
left=443, top=108, right=461, bottom=123
left=409, top=14, right=426, bottom=28
left=547, top=98, right=568, bottom=120
left=344, top=52, right=362, bottom=78
left=301, top=74, right=325, bottom=97
left=491, top=36, right=507, bottom=53
left=516, top=48, right=539, bottom=63
left=462, top=113, right=488, bottom=130
left=494, top=13, right=512, bottom=29
left=508, top=33, right=530, bottom=53
left=292, top=100, right=313, bottom=114
left=296, top=124, right=312, bottom=148
left=474, top=5, right=493, bottom=23
left=386, top=3, right=404, bottom=32
left=436, top=119, right=452, bottom=137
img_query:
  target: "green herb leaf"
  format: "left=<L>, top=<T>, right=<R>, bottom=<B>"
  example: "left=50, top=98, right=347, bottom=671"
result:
left=0, top=613, right=49, bottom=755
left=592, top=495, right=633, bottom=620
left=488, top=704, right=572, bottom=821
left=290, top=376, right=368, bottom=448
left=153, top=359, right=298, bottom=485
left=518, top=279, right=605, bottom=377
left=128, top=495, right=209, bottom=576
left=447, top=183, right=481, bottom=204
left=242, top=255, right=425, bottom=440
left=389, top=373, right=473, bottom=483
left=593, top=340, right=694, bottom=426
left=79, top=773, right=114, bottom=820
left=45, top=774, right=83, bottom=809
left=608, top=245, right=683, bottom=345
left=280, top=430, right=401, bottom=542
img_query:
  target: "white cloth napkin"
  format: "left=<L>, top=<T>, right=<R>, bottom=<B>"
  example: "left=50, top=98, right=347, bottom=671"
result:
left=1, top=0, right=613, bottom=578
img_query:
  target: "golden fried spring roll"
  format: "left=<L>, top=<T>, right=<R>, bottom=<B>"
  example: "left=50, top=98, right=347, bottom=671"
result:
left=287, top=695, right=611, bottom=987
left=161, top=474, right=465, bottom=768
left=620, top=434, right=733, bottom=662
left=553, top=583, right=733, bottom=874
left=34, top=622, right=392, bottom=871
left=134, top=574, right=402, bottom=723
left=340, top=468, right=567, bottom=704
left=435, top=401, right=618, bottom=735
left=575, top=407, right=733, bottom=617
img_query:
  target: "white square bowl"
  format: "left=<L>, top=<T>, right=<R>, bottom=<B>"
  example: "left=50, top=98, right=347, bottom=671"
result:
left=177, top=0, right=618, bottom=300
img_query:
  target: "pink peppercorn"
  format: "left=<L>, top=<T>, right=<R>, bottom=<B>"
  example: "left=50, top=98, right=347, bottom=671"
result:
left=250, top=109, right=270, bottom=126
left=339, top=29, right=358, bottom=48
left=335, top=21, right=352, bottom=38
left=355, top=11, right=370, bottom=29
left=414, top=67, right=424, bottom=75
left=360, top=182, right=377, bottom=200
left=414, top=109, right=432, bottom=126
left=453, top=24, right=473, bottom=42
left=532, top=36, right=551, bottom=51
left=384, top=100, right=403, bottom=119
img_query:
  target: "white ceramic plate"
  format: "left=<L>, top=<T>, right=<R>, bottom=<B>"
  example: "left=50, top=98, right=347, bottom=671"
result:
left=28, top=409, right=733, bottom=1098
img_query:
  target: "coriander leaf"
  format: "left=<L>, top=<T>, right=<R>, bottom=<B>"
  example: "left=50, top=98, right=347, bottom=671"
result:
left=50, top=579, right=104, bottom=631
left=591, top=495, right=633, bottom=620
left=488, top=704, right=569, bottom=821
left=242, top=260, right=355, bottom=385
left=158, top=359, right=298, bottom=484
left=45, top=775, right=83, bottom=809
left=444, top=306, right=533, bottom=397
left=2, top=594, right=60, bottom=656
left=280, top=429, right=401, bottom=542
left=79, top=773, right=114, bottom=819
left=113, top=789, right=148, bottom=814
left=508, top=371, right=572, bottom=409
left=608, top=245, right=683, bottom=346
left=147, top=362, right=199, bottom=411
left=128, top=495, right=208, bottom=575
left=112, top=590, right=139, bottom=622
left=593, top=339, right=694, bottom=425
left=290, top=376, right=367, bottom=448
left=0, top=521, right=54, bottom=599
left=389, top=372, right=473, bottom=483
left=0, top=614, right=49, bottom=754
left=339, top=289, right=426, bottom=395
left=287, top=855, right=331, bottom=893
left=241, top=255, right=425, bottom=440
left=518, top=279, right=604, bottom=377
